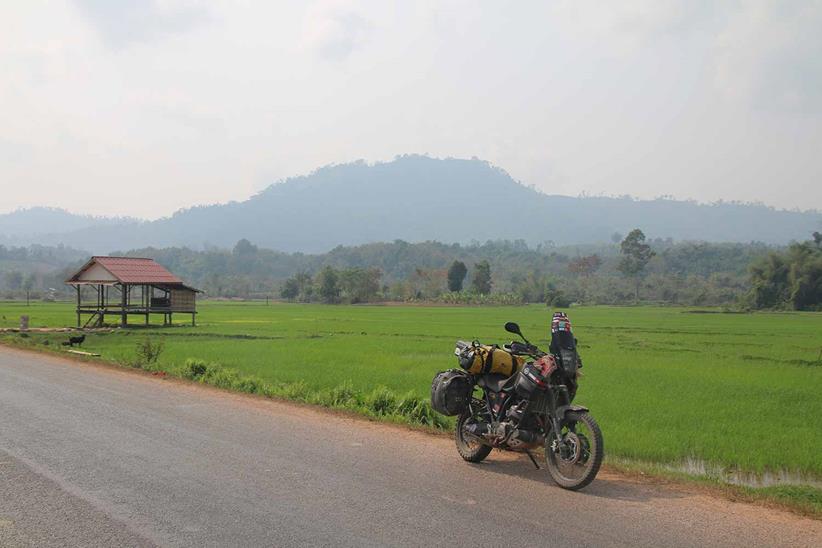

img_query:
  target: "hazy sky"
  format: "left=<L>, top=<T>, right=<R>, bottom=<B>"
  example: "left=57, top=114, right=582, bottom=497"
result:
left=1, top=0, right=821, bottom=219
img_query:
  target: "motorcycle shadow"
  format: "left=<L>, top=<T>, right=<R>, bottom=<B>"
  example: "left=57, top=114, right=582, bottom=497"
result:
left=472, top=454, right=686, bottom=503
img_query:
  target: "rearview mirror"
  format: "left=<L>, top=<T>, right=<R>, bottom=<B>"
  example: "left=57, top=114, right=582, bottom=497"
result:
left=504, top=322, right=521, bottom=335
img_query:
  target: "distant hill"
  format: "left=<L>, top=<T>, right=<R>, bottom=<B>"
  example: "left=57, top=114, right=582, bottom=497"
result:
left=0, top=207, right=138, bottom=246
left=4, top=156, right=820, bottom=253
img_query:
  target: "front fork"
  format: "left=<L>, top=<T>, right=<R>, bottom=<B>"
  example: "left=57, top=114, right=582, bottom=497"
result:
left=546, top=385, right=572, bottom=447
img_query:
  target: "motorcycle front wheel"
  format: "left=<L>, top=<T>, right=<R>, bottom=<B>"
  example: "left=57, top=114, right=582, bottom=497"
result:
left=544, top=411, right=603, bottom=490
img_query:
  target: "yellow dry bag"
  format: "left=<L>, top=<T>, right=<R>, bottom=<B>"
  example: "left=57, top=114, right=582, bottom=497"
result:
left=456, top=341, right=524, bottom=377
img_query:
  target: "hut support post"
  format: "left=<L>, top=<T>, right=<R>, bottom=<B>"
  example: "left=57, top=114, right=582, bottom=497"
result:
left=120, top=284, right=127, bottom=327
left=75, top=285, right=80, bottom=327
left=97, top=285, right=103, bottom=326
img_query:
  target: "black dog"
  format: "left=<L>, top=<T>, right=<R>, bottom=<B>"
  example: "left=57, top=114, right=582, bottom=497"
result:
left=62, top=335, right=86, bottom=347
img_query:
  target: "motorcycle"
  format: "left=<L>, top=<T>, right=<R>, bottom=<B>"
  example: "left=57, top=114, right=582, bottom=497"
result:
left=438, top=317, right=603, bottom=490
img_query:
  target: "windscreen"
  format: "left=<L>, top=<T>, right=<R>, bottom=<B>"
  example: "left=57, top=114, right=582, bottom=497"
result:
left=550, top=312, right=578, bottom=376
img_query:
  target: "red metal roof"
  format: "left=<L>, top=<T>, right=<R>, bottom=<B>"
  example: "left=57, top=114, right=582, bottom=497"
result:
left=70, top=256, right=183, bottom=284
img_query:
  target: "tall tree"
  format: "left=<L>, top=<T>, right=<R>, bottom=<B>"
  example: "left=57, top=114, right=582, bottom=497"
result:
left=568, top=254, right=602, bottom=302
left=512, top=272, right=552, bottom=303
left=749, top=239, right=822, bottom=310
left=22, top=273, right=35, bottom=306
left=4, top=270, right=23, bottom=291
left=409, top=268, right=446, bottom=299
left=568, top=254, right=602, bottom=277
left=280, top=277, right=299, bottom=300
left=339, top=267, right=382, bottom=303
left=446, top=260, right=468, bottom=292
left=471, top=260, right=492, bottom=295
left=316, top=266, right=340, bottom=304
left=618, top=229, right=655, bottom=302
left=233, top=238, right=258, bottom=256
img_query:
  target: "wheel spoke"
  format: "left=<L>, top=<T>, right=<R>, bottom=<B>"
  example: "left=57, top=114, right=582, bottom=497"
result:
left=455, top=411, right=492, bottom=463
left=544, top=413, right=603, bottom=490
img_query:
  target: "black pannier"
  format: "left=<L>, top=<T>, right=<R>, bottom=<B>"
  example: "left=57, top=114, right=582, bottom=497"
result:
left=431, top=369, right=473, bottom=416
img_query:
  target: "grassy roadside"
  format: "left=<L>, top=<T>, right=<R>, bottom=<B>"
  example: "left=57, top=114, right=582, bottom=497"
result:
left=605, top=457, right=822, bottom=519
left=1, top=331, right=453, bottom=430
left=2, top=333, right=820, bottom=519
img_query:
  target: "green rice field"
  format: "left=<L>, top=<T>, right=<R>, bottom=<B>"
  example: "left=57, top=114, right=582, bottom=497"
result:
left=2, top=301, right=821, bottom=483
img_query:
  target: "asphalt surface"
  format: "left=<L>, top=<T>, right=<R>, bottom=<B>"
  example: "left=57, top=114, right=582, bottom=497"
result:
left=1, top=347, right=820, bottom=548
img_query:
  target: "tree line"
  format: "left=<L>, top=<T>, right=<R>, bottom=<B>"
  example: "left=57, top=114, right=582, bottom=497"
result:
left=1, top=234, right=819, bottom=310
left=746, top=232, right=822, bottom=311
left=277, top=259, right=495, bottom=304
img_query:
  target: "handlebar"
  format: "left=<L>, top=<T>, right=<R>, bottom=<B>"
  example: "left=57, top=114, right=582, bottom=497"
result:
left=507, top=341, right=545, bottom=357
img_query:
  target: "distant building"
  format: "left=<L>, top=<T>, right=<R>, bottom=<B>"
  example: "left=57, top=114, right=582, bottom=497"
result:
left=65, top=256, right=199, bottom=327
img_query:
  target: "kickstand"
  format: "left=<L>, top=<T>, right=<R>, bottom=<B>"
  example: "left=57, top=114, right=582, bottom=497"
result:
left=525, top=450, right=540, bottom=470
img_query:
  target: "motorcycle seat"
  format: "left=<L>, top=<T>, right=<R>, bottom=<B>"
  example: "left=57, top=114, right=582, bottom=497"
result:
left=479, top=373, right=516, bottom=393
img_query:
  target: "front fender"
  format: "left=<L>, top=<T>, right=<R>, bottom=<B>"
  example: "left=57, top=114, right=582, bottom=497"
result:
left=556, top=404, right=588, bottom=421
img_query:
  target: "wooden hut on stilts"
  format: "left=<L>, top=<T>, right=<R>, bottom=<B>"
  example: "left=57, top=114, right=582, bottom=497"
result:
left=65, top=256, right=200, bottom=328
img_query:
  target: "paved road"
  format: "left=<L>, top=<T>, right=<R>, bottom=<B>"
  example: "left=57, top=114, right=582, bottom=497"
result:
left=1, top=347, right=820, bottom=547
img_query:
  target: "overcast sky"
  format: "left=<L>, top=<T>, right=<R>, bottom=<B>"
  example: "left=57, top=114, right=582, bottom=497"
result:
left=1, top=0, right=821, bottom=219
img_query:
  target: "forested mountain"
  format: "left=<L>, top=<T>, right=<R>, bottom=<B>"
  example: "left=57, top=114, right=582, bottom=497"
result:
left=0, top=207, right=137, bottom=244
left=3, top=156, right=820, bottom=253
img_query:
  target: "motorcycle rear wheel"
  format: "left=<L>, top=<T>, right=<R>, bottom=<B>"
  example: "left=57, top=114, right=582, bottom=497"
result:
left=455, top=412, right=492, bottom=463
left=544, top=411, right=603, bottom=490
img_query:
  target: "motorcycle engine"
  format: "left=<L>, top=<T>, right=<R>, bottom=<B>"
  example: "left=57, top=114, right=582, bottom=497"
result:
left=465, top=400, right=543, bottom=450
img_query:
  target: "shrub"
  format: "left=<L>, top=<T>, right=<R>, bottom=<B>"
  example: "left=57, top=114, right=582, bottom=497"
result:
left=434, top=291, right=524, bottom=306
left=325, top=381, right=360, bottom=407
left=233, top=375, right=265, bottom=394
left=183, top=358, right=208, bottom=379
left=278, top=380, right=311, bottom=401
left=395, top=392, right=450, bottom=428
left=173, top=360, right=450, bottom=430
left=203, top=365, right=240, bottom=389
left=134, top=337, right=164, bottom=368
left=366, top=386, right=398, bottom=415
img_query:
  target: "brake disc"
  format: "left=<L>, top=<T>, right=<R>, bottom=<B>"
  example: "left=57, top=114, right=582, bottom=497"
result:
left=561, top=432, right=582, bottom=464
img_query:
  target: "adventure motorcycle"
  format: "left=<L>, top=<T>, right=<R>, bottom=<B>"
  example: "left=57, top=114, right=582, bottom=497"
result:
left=431, top=313, right=603, bottom=490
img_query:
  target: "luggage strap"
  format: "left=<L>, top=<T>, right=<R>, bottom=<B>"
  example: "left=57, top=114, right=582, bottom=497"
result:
left=482, top=345, right=498, bottom=374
